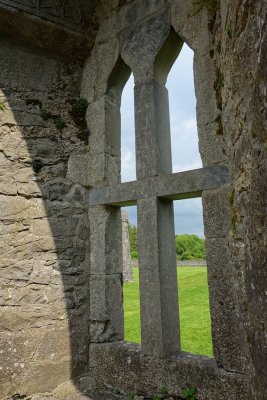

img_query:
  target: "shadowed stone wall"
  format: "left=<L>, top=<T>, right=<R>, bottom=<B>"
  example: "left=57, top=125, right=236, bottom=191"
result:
left=0, top=37, right=91, bottom=397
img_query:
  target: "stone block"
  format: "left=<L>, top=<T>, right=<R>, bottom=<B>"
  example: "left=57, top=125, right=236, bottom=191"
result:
left=194, top=53, right=219, bottom=126
left=0, top=281, right=65, bottom=307
left=67, top=152, right=120, bottom=187
left=89, top=274, right=123, bottom=341
left=137, top=197, right=180, bottom=357
left=0, top=259, right=33, bottom=282
left=0, top=152, right=18, bottom=195
left=88, top=342, right=249, bottom=400
left=0, top=37, right=58, bottom=91
left=81, top=37, right=120, bottom=103
left=89, top=205, right=123, bottom=275
left=86, top=97, right=121, bottom=156
left=202, top=187, right=231, bottom=238
left=197, top=121, right=226, bottom=166
left=206, top=238, right=245, bottom=371
left=0, top=195, right=47, bottom=221
left=120, top=10, right=171, bottom=83
left=171, top=1, right=210, bottom=55
left=135, top=79, right=172, bottom=178
left=97, top=0, right=170, bottom=43
left=0, top=305, right=68, bottom=333
left=0, top=326, right=72, bottom=398
left=0, top=107, right=45, bottom=127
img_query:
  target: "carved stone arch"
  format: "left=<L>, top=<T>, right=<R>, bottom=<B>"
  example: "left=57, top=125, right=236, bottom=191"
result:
left=107, top=55, right=132, bottom=106
left=119, top=8, right=173, bottom=84
left=154, top=26, right=183, bottom=85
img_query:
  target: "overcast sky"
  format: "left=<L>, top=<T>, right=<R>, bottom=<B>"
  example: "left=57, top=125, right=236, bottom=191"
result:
left=121, top=44, right=204, bottom=237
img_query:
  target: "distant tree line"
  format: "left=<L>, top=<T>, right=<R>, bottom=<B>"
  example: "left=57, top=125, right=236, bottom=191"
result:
left=128, top=224, right=206, bottom=260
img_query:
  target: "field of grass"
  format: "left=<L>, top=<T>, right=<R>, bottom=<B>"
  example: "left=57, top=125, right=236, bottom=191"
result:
left=123, top=267, right=213, bottom=357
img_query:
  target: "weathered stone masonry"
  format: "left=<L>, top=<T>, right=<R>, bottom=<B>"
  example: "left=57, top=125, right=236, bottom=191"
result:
left=0, top=1, right=266, bottom=400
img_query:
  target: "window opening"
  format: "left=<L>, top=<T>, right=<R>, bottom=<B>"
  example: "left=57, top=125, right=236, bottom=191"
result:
left=166, top=44, right=202, bottom=173
left=121, top=73, right=136, bottom=182
left=122, top=205, right=141, bottom=344
left=89, top=28, right=229, bottom=359
left=174, top=198, right=212, bottom=356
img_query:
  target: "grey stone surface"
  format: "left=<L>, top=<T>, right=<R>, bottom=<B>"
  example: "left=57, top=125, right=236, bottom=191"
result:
left=137, top=197, right=180, bottom=357
left=89, top=205, right=123, bottom=275
left=81, top=37, right=121, bottom=104
left=0, top=0, right=96, bottom=34
left=67, top=152, right=120, bottom=187
left=135, top=80, right=172, bottom=178
left=89, top=274, right=123, bottom=342
left=88, top=342, right=249, bottom=400
left=120, top=10, right=171, bottom=83
left=202, top=187, right=232, bottom=238
left=0, top=5, right=95, bottom=60
left=171, top=0, right=210, bottom=55
left=206, top=238, right=246, bottom=372
left=97, top=0, right=171, bottom=43
left=86, top=97, right=121, bottom=156
left=89, top=166, right=230, bottom=206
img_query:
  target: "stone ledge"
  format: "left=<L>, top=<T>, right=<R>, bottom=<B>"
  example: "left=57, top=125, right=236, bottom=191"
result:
left=87, top=342, right=249, bottom=400
left=0, top=4, right=95, bottom=60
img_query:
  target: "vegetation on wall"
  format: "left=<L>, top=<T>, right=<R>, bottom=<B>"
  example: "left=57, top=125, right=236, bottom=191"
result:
left=128, top=225, right=206, bottom=260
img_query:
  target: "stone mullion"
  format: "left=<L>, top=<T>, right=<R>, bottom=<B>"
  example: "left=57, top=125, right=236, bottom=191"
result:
left=134, top=79, right=173, bottom=179
left=135, top=79, right=180, bottom=357
left=137, top=197, right=180, bottom=357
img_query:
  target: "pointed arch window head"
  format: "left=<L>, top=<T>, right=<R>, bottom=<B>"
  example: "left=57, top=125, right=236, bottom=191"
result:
left=154, top=28, right=183, bottom=85
left=107, top=56, right=131, bottom=105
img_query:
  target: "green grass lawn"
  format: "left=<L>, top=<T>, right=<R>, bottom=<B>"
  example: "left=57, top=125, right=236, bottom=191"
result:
left=123, top=267, right=213, bottom=357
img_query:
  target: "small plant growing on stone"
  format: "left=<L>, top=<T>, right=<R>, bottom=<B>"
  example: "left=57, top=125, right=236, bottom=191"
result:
left=54, top=118, right=67, bottom=130
left=40, top=109, right=53, bottom=120
left=114, top=388, right=121, bottom=395
left=226, top=21, right=233, bottom=38
left=159, top=387, right=168, bottom=395
left=0, top=101, right=6, bottom=111
left=126, top=393, right=135, bottom=400
left=72, top=98, right=88, bottom=117
left=151, top=387, right=169, bottom=400
left=192, top=0, right=218, bottom=11
left=182, top=386, right=197, bottom=400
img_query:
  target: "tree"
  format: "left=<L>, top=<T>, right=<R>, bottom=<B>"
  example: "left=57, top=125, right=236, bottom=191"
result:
left=128, top=223, right=138, bottom=259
